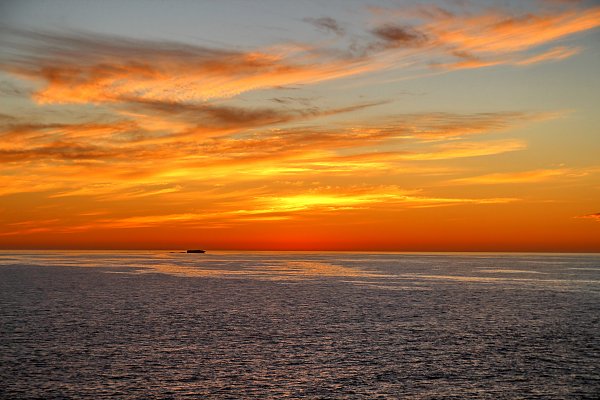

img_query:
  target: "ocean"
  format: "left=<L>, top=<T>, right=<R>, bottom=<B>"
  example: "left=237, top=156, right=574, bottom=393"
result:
left=1, top=251, right=599, bottom=399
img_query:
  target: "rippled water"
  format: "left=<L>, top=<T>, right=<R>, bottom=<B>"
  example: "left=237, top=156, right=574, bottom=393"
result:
left=1, top=251, right=599, bottom=398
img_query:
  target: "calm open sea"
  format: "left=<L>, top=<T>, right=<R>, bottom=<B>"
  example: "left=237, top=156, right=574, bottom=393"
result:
left=0, top=251, right=599, bottom=399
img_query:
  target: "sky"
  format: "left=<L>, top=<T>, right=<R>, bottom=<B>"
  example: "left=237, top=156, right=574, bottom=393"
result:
left=0, top=0, right=599, bottom=251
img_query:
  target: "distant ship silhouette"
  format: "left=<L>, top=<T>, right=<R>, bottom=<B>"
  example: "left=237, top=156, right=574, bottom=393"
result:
left=186, top=249, right=206, bottom=253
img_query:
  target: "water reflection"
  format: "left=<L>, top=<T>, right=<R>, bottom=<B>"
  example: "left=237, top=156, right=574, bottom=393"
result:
left=1, top=251, right=599, bottom=398
left=130, top=260, right=385, bottom=280
left=0, top=251, right=599, bottom=291
left=477, top=268, right=547, bottom=274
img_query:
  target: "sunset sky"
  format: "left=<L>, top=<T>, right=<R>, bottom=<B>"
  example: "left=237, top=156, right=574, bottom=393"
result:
left=1, top=0, right=599, bottom=251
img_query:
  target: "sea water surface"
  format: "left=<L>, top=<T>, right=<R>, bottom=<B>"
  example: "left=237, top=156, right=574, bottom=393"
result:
left=0, top=251, right=599, bottom=399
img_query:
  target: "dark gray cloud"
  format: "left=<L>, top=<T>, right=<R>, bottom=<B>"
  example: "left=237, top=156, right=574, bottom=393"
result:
left=0, top=142, right=118, bottom=162
left=123, top=98, right=387, bottom=137
left=371, top=24, right=429, bottom=48
left=304, top=17, right=345, bottom=35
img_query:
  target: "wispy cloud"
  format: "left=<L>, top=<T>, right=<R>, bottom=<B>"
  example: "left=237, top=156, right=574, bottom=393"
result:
left=0, top=29, right=378, bottom=105
left=0, top=183, right=519, bottom=236
left=446, top=167, right=589, bottom=185
left=398, top=139, right=527, bottom=161
left=516, top=46, right=581, bottom=65
left=576, top=212, right=600, bottom=222
left=0, top=111, right=544, bottom=167
left=369, top=4, right=600, bottom=70
left=304, top=17, right=345, bottom=36
left=1, top=1, right=597, bottom=248
left=370, top=24, right=429, bottom=49
left=253, top=188, right=517, bottom=213
left=3, top=4, right=597, bottom=110
left=119, top=98, right=387, bottom=140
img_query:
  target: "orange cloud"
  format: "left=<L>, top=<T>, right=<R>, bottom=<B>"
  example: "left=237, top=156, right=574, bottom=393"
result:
left=426, top=7, right=600, bottom=54
left=0, top=4, right=597, bottom=252
left=0, top=107, right=543, bottom=244
left=252, top=188, right=517, bottom=213
left=1, top=30, right=380, bottom=105
left=516, top=46, right=581, bottom=65
left=118, top=99, right=387, bottom=140
left=5, top=4, right=597, bottom=111
left=576, top=213, right=600, bottom=222
left=1, top=110, right=539, bottom=167
left=370, top=4, right=600, bottom=69
left=447, top=168, right=583, bottom=185
left=398, top=139, right=527, bottom=161
left=0, top=183, right=519, bottom=237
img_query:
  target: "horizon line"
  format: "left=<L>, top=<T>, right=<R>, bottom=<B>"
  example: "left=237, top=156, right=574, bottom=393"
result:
left=1, top=248, right=599, bottom=254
